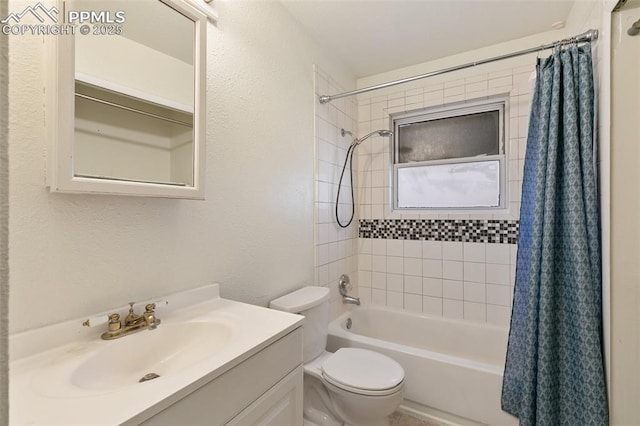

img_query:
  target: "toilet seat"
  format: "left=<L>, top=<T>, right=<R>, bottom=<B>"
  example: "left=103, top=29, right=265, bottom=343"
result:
left=321, top=348, right=405, bottom=396
left=322, top=373, right=404, bottom=396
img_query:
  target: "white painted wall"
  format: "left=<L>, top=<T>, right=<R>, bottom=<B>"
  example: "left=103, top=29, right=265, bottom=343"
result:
left=0, top=0, right=9, bottom=420
left=8, top=0, right=355, bottom=333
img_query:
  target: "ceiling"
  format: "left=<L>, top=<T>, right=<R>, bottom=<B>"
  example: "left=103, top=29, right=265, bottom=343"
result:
left=281, top=0, right=576, bottom=78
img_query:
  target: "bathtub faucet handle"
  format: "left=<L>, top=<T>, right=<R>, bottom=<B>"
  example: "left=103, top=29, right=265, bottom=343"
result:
left=339, top=274, right=360, bottom=306
left=339, top=274, right=352, bottom=292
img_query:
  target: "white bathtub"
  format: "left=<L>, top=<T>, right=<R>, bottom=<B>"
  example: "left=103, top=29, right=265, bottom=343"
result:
left=327, top=306, right=518, bottom=426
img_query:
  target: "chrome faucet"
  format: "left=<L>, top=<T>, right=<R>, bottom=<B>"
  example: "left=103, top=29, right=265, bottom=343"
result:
left=100, top=302, right=161, bottom=340
left=339, top=274, right=361, bottom=306
left=342, top=294, right=361, bottom=306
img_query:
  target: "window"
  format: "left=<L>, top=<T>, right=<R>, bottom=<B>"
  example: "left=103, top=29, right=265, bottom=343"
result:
left=392, top=97, right=507, bottom=210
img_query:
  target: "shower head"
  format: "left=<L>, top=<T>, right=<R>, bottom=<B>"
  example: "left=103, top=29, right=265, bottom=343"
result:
left=354, top=129, right=393, bottom=146
left=339, top=128, right=393, bottom=147
left=628, top=19, right=640, bottom=36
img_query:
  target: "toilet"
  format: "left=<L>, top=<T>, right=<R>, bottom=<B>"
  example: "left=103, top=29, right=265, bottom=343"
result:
left=270, top=286, right=405, bottom=426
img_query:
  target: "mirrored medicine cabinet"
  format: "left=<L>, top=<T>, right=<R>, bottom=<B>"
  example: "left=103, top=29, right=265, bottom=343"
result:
left=46, top=0, right=207, bottom=198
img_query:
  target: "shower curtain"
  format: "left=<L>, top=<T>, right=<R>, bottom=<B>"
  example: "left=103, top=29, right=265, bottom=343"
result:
left=501, top=44, right=608, bottom=425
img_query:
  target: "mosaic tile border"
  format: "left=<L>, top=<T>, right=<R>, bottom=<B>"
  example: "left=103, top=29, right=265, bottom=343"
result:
left=359, top=219, right=519, bottom=244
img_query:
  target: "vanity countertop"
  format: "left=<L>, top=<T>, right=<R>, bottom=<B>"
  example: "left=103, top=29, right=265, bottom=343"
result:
left=9, top=284, right=303, bottom=425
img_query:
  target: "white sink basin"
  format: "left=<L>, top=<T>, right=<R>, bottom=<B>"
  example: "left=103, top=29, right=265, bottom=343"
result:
left=70, top=321, right=232, bottom=391
left=10, top=284, right=304, bottom=425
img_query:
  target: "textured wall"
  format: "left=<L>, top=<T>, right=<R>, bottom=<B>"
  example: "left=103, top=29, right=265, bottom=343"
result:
left=7, top=0, right=354, bottom=333
left=1, top=0, right=9, bottom=419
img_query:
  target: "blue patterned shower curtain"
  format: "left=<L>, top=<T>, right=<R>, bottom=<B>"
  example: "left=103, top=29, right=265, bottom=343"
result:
left=501, top=44, right=608, bottom=425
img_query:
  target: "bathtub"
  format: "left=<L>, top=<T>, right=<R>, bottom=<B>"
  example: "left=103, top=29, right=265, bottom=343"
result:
left=327, top=306, right=518, bottom=426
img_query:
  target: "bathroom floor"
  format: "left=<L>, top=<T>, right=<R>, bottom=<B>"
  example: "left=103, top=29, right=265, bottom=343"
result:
left=389, top=411, right=445, bottom=426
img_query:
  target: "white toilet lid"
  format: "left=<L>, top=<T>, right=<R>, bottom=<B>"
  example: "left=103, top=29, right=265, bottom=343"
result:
left=321, top=348, right=405, bottom=392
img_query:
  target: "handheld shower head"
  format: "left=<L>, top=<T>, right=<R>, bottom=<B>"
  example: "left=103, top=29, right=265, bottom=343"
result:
left=335, top=128, right=394, bottom=228
left=340, top=129, right=393, bottom=146
left=353, top=129, right=393, bottom=146
left=340, top=128, right=393, bottom=145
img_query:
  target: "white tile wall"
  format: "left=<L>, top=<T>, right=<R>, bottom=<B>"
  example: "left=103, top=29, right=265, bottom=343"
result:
left=358, top=237, right=518, bottom=325
left=356, top=61, right=535, bottom=325
left=314, top=67, right=359, bottom=319
left=357, top=65, right=535, bottom=225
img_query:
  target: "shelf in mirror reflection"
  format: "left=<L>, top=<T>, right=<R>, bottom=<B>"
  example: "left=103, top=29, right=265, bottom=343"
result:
left=74, top=174, right=188, bottom=186
left=75, top=72, right=194, bottom=114
left=74, top=80, right=195, bottom=187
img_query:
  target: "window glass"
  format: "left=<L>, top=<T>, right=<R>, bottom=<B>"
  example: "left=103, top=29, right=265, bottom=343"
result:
left=397, top=110, right=499, bottom=163
left=397, top=160, right=501, bottom=208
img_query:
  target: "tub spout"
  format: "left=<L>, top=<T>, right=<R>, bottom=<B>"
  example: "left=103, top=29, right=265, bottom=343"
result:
left=342, top=295, right=361, bottom=306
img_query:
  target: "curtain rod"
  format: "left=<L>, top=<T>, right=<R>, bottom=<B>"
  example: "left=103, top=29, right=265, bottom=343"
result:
left=318, top=29, right=598, bottom=104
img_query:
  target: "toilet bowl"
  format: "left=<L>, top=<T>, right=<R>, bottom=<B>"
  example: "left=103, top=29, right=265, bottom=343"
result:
left=305, top=348, right=404, bottom=426
left=270, top=286, right=405, bottom=426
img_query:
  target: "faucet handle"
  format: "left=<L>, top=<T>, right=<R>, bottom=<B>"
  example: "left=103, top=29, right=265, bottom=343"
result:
left=99, top=313, right=122, bottom=340
left=339, top=274, right=352, bottom=295
left=82, top=314, right=108, bottom=327
left=143, top=303, right=160, bottom=329
left=124, top=302, right=142, bottom=326
left=107, top=313, right=121, bottom=331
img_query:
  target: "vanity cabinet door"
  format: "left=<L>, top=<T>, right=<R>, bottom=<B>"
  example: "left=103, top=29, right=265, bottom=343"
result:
left=226, top=365, right=303, bottom=426
left=136, top=327, right=302, bottom=426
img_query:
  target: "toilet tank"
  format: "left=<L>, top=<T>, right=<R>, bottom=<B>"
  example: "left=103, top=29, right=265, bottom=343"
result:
left=269, top=286, right=330, bottom=363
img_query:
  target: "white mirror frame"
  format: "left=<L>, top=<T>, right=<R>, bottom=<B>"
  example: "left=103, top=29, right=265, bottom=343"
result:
left=45, top=0, right=207, bottom=199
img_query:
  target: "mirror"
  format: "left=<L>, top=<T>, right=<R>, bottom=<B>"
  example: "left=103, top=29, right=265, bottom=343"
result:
left=46, top=0, right=206, bottom=198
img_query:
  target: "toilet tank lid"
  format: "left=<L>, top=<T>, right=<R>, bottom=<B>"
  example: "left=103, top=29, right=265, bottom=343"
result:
left=269, top=286, right=330, bottom=313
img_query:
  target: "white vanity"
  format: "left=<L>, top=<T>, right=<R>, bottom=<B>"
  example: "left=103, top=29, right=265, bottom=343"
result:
left=9, top=284, right=304, bottom=425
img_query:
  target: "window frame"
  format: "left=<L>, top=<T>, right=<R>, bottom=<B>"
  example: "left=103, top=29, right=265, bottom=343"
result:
left=390, top=95, right=509, bottom=212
